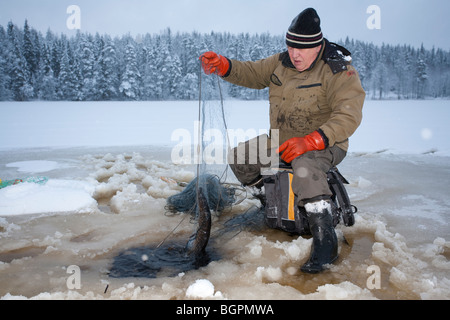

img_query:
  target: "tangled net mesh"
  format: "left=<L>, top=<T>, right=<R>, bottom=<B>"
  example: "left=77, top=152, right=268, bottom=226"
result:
left=165, top=68, right=239, bottom=217
left=166, top=174, right=236, bottom=215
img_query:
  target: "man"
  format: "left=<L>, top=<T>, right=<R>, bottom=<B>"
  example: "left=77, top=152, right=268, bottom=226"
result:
left=200, top=8, right=365, bottom=273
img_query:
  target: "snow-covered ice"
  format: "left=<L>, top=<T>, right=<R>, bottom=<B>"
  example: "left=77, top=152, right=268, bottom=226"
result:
left=185, top=279, right=222, bottom=299
left=0, top=179, right=96, bottom=216
left=0, top=100, right=449, bottom=300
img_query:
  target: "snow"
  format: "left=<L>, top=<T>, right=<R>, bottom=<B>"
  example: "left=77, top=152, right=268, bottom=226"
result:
left=0, top=101, right=198, bottom=149
left=349, top=100, right=450, bottom=155
left=0, top=179, right=96, bottom=216
left=304, top=199, right=331, bottom=213
left=185, top=279, right=218, bottom=298
left=6, top=160, right=64, bottom=173
left=0, top=99, right=449, bottom=300
left=1, top=100, right=449, bottom=155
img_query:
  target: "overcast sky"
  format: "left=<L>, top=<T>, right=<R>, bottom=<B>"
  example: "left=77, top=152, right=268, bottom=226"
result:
left=1, top=0, right=449, bottom=50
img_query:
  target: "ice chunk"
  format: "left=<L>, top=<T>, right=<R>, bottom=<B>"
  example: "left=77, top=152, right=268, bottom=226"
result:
left=255, top=266, right=282, bottom=282
left=0, top=179, right=97, bottom=216
left=186, top=279, right=215, bottom=298
left=315, top=281, right=375, bottom=300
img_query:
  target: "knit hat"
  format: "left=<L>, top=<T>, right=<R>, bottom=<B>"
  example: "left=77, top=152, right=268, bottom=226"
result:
left=286, top=8, right=323, bottom=49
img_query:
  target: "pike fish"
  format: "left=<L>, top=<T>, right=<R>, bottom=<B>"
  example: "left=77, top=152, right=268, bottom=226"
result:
left=185, top=187, right=212, bottom=256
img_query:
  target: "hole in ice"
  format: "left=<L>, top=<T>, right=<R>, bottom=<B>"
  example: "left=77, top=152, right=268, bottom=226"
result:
left=108, top=207, right=265, bottom=279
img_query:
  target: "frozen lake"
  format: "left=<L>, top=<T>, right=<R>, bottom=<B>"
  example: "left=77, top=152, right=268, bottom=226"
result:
left=1, top=100, right=450, bottom=155
left=0, top=100, right=449, bottom=300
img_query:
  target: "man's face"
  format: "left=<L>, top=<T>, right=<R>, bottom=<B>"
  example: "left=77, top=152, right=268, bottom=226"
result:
left=288, top=45, right=322, bottom=72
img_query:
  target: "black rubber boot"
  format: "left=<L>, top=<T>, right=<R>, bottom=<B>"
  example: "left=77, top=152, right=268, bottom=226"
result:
left=300, top=200, right=338, bottom=274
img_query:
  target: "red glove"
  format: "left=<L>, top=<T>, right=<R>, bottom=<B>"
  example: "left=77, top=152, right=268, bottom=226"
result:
left=277, top=131, right=326, bottom=163
left=199, top=51, right=230, bottom=76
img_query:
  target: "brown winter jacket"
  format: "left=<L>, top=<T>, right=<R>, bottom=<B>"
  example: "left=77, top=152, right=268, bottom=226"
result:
left=223, top=39, right=365, bottom=151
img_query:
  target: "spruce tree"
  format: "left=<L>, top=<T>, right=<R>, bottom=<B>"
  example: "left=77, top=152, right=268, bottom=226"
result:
left=119, top=42, right=141, bottom=100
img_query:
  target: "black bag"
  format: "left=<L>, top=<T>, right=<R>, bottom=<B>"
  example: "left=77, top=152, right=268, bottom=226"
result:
left=326, top=167, right=357, bottom=227
left=263, top=167, right=357, bottom=235
left=263, top=170, right=310, bottom=235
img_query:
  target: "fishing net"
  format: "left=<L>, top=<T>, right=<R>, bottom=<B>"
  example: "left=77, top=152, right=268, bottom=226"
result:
left=166, top=174, right=235, bottom=214
left=111, top=66, right=246, bottom=278
left=166, top=66, right=238, bottom=217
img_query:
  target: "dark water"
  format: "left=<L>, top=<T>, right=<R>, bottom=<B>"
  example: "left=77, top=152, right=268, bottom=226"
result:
left=109, top=207, right=266, bottom=279
left=109, top=242, right=221, bottom=278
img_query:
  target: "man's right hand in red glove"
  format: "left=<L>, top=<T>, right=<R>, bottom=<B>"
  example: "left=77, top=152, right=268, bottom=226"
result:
left=199, top=51, right=230, bottom=77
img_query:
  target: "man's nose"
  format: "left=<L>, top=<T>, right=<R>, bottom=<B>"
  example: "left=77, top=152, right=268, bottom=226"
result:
left=293, top=51, right=302, bottom=60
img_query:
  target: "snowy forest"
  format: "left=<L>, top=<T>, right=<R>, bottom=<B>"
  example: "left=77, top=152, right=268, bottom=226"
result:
left=1, top=20, right=449, bottom=101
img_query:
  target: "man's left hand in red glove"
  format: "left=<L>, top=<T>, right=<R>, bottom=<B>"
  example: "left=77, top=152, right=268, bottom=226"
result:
left=276, top=130, right=327, bottom=163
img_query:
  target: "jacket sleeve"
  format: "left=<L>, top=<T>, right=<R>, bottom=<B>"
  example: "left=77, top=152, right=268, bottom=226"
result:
left=223, top=53, right=281, bottom=89
left=319, top=65, right=365, bottom=147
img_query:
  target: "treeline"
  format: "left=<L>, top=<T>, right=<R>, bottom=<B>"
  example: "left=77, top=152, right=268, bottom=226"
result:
left=344, top=37, right=450, bottom=99
left=1, top=20, right=449, bottom=101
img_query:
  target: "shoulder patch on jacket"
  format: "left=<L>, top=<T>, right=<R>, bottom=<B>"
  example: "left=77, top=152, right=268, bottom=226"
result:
left=322, top=39, right=352, bottom=74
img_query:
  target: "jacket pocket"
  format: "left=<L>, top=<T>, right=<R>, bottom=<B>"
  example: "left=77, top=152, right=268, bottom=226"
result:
left=295, top=84, right=330, bottom=115
left=296, top=83, right=322, bottom=89
left=270, top=73, right=283, bottom=86
left=293, top=84, right=322, bottom=110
